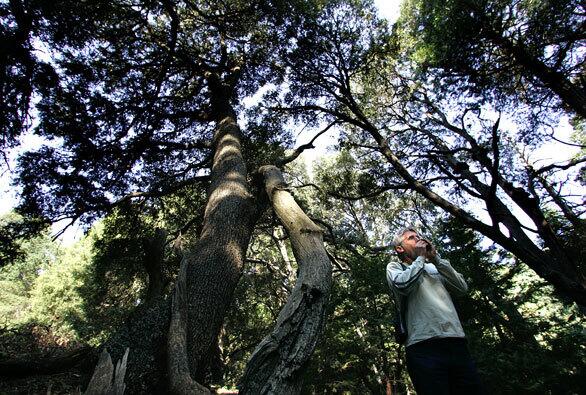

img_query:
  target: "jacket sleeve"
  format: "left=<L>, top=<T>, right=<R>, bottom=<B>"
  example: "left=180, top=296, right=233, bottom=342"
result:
left=386, top=256, right=426, bottom=295
left=434, top=256, right=468, bottom=295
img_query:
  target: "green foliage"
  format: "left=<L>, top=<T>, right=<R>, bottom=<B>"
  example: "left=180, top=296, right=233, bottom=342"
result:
left=27, top=233, right=96, bottom=342
left=8, top=0, right=327, bottom=227
left=0, top=218, right=101, bottom=344
left=437, top=217, right=585, bottom=394
left=398, top=0, right=483, bottom=68
left=396, top=0, right=585, bottom=115
left=1, top=0, right=585, bottom=392
left=0, top=212, right=47, bottom=267
left=0, top=207, right=179, bottom=346
left=303, top=252, right=409, bottom=394
left=0, top=215, right=58, bottom=327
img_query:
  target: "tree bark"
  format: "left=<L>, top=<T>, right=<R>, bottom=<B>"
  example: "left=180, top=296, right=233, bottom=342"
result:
left=100, top=297, right=172, bottom=393
left=167, top=83, right=258, bottom=393
left=143, top=228, right=167, bottom=304
left=84, top=348, right=129, bottom=395
left=239, top=165, right=332, bottom=394
left=0, top=346, right=94, bottom=377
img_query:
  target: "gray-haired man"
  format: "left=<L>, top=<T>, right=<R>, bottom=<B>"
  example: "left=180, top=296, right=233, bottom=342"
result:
left=386, top=227, right=483, bottom=395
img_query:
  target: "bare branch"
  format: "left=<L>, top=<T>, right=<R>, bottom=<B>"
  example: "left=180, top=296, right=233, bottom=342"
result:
left=533, top=156, right=586, bottom=175
left=275, top=121, right=339, bottom=167
left=150, top=139, right=212, bottom=150
left=489, top=115, right=501, bottom=197
left=51, top=217, right=79, bottom=241
left=110, top=175, right=209, bottom=207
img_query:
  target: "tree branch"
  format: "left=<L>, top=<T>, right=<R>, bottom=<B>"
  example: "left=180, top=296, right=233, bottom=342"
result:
left=275, top=121, right=339, bottom=167
left=533, top=156, right=586, bottom=175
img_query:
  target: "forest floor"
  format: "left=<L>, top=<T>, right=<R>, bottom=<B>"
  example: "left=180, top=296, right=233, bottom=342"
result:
left=0, top=324, right=89, bottom=394
left=0, top=325, right=244, bottom=394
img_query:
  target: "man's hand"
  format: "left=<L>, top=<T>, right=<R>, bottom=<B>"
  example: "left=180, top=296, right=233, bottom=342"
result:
left=414, top=240, right=429, bottom=258
left=421, top=239, right=437, bottom=260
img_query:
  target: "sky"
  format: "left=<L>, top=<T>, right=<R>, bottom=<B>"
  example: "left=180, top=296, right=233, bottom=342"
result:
left=374, top=0, right=402, bottom=22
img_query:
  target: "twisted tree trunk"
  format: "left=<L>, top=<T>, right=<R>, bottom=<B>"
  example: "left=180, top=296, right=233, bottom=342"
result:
left=240, top=165, right=332, bottom=394
left=167, top=94, right=258, bottom=393
left=87, top=77, right=263, bottom=393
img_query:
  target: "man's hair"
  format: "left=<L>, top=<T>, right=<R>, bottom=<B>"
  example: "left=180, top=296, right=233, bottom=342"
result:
left=391, top=227, right=418, bottom=259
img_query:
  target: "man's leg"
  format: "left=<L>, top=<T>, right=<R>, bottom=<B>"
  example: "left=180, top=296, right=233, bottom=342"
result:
left=448, top=339, right=483, bottom=395
left=405, top=340, right=450, bottom=395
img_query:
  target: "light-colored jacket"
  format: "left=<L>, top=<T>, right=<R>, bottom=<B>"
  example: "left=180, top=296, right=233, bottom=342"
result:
left=386, top=255, right=468, bottom=347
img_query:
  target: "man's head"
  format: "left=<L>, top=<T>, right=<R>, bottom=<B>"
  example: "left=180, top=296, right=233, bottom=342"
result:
left=391, top=227, right=421, bottom=263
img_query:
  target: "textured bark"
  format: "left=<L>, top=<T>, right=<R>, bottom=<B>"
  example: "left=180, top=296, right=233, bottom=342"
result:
left=167, top=85, right=258, bottom=393
left=84, top=348, right=129, bottom=395
left=143, top=228, right=167, bottom=304
left=101, top=297, right=171, bottom=393
left=239, top=165, right=332, bottom=394
left=168, top=257, right=211, bottom=394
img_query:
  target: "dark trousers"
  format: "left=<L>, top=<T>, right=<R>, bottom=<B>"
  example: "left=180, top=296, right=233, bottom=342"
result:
left=405, top=337, right=483, bottom=395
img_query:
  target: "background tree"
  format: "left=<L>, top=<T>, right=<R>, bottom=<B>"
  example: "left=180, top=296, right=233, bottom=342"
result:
left=299, top=151, right=584, bottom=394
left=1, top=136, right=584, bottom=395
left=263, top=0, right=586, bottom=308
left=397, top=0, right=586, bottom=118
left=0, top=212, right=58, bottom=327
left=1, top=0, right=585, bottom=393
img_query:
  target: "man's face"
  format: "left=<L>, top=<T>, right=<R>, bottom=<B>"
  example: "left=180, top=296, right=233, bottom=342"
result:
left=396, top=230, right=421, bottom=262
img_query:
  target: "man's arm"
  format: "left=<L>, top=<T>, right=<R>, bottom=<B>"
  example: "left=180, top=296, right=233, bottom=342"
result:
left=386, top=257, right=426, bottom=295
left=433, top=256, right=468, bottom=295
left=421, top=239, right=468, bottom=295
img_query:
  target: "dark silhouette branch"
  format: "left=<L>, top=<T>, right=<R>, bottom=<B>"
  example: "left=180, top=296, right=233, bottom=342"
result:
left=275, top=121, right=340, bottom=167
left=533, top=156, right=586, bottom=175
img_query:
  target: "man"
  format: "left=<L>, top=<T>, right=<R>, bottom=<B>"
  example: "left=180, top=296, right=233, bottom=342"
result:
left=386, top=227, right=483, bottom=395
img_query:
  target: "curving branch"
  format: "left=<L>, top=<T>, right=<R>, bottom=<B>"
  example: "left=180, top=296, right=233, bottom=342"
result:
left=327, top=183, right=411, bottom=200
left=150, top=139, right=213, bottom=151
left=275, top=121, right=339, bottom=167
left=532, top=156, right=586, bottom=175
left=240, top=165, right=332, bottom=394
left=109, top=175, right=210, bottom=208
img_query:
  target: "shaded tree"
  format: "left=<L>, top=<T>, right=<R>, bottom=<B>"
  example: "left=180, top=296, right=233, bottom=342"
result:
left=397, top=0, right=586, bottom=118
left=3, top=0, right=585, bottom=392
left=0, top=0, right=117, bottom=154
left=263, top=0, right=586, bottom=308
left=437, top=217, right=585, bottom=393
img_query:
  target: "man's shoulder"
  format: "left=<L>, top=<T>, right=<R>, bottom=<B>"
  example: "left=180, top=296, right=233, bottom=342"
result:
left=386, top=260, right=403, bottom=271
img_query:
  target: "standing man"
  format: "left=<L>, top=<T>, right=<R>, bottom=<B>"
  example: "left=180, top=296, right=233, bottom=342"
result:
left=386, top=227, right=483, bottom=395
